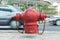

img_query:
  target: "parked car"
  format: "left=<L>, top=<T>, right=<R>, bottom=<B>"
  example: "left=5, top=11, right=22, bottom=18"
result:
left=48, top=15, right=60, bottom=26
left=0, top=5, right=23, bottom=28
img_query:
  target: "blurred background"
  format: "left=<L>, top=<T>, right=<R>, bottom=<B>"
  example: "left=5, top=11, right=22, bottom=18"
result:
left=0, top=0, right=58, bottom=17
left=0, top=0, right=60, bottom=28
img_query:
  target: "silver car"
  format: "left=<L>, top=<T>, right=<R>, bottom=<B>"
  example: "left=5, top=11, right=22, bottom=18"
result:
left=49, top=15, right=60, bottom=26
left=0, top=5, right=23, bottom=28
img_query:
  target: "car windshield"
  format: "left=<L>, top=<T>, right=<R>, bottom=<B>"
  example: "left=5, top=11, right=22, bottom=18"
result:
left=16, top=7, right=23, bottom=12
left=50, top=16, right=60, bottom=19
left=13, top=6, right=23, bottom=12
left=50, top=16, right=54, bottom=18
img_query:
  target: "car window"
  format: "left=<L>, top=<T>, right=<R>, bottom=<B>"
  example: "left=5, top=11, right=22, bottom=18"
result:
left=50, top=16, right=60, bottom=19
left=0, top=8, right=13, bottom=12
left=13, top=6, right=23, bottom=12
left=50, top=16, right=54, bottom=18
left=15, top=8, right=23, bottom=12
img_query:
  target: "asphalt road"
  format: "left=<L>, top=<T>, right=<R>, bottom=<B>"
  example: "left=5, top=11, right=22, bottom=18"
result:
left=39, top=24, right=60, bottom=31
left=0, top=23, right=60, bottom=31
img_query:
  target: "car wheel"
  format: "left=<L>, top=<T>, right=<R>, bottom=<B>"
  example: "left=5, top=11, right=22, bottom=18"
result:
left=10, top=20, right=20, bottom=28
left=56, top=20, right=60, bottom=26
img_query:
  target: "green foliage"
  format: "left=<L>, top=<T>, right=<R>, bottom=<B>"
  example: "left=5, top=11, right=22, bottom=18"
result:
left=7, top=0, right=27, bottom=11
left=19, top=4, right=27, bottom=11
left=7, top=0, right=13, bottom=5
left=0, top=0, right=2, bottom=4
left=33, top=1, right=55, bottom=16
left=7, top=0, right=55, bottom=16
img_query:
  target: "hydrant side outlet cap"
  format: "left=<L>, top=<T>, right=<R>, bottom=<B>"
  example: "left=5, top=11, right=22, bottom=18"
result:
left=39, top=12, right=47, bottom=20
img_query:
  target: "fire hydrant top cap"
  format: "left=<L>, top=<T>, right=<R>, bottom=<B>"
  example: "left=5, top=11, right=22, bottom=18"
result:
left=22, top=8, right=39, bottom=22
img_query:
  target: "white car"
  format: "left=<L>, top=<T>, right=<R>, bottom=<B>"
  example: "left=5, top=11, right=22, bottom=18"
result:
left=0, top=5, right=23, bottom=28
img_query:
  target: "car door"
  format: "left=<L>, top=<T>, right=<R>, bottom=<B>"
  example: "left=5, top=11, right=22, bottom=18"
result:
left=0, top=8, right=13, bottom=25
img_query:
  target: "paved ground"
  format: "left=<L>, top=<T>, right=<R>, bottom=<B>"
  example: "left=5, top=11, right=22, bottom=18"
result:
left=39, top=24, right=60, bottom=31
left=0, top=24, right=60, bottom=40
left=0, top=30, right=59, bottom=40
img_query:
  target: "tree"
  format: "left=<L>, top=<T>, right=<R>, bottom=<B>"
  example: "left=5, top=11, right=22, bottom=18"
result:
left=33, top=1, right=55, bottom=16
left=7, top=0, right=13, bottom=5
left=19, top=4, right=27, bottom=11
left=0, top=0, right=2, bottom=4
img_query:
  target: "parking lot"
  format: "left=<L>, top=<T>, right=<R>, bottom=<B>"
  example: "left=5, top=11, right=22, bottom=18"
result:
left=0, top=23, right=60, bottom=40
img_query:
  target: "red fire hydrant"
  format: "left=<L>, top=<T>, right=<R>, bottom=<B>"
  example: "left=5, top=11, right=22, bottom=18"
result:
left=15, top=8, right=47, bottom=34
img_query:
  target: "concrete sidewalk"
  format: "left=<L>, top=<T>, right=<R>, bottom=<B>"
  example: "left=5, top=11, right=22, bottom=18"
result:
left=0, top=30, right=59, bottom=40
